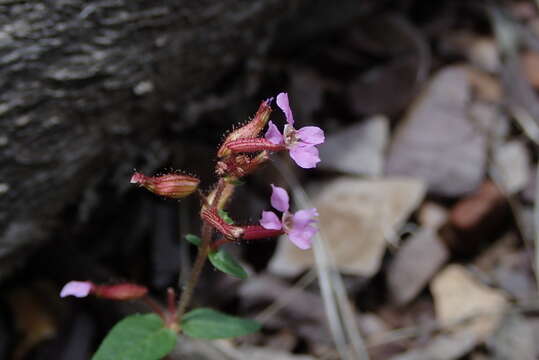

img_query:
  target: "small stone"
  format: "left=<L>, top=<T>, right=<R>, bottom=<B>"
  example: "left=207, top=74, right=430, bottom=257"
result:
left=467, top=38, right=500, bottom=73
left=492, top=140, right=530, bottom=194
left=133, top=80, right=154, bottom=95
left=0, top=183, right=9, bottom=195
left=0, top=136, right=8, bottom=147
left=318, top=115, right=389, bottom=176
left=387, top=228, right=449, bottom=305
left=431, top=264, right=508, bottom=340
left=418, top=202, right=448, bottom=229
left=14, top=115, right=31, bottom=127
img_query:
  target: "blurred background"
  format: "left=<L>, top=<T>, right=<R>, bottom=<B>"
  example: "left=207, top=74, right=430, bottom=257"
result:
left=1, top=0, right=539, bottom=359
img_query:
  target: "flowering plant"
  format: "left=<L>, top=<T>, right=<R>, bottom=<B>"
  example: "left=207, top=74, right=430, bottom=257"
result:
left=60, top=92, right=324, bottom=360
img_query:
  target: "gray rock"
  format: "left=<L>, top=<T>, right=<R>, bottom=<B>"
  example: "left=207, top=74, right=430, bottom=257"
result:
left=387, top=228, right=449, bottom=305
left=319, top=115, right=389, bottom=176
left=385, top=66, right=487, bottom=197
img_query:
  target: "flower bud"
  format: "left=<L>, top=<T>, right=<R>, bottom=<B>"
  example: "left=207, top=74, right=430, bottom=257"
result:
left=201, top=208, right=244, bottom=238
left=93, top=283, right=148, bottom=301
left=131, top=172, right=199, bottom=199
left=60, top=281, right=148, bottom=301
left=241, top=225, right=284, bottom=240
left=217, top=99, right=272, bottom=158
left=223, top=138, right=285, bottom=154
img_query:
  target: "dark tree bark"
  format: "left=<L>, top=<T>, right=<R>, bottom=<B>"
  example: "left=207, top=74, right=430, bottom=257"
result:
left=0, top=0, right=301, bottom=277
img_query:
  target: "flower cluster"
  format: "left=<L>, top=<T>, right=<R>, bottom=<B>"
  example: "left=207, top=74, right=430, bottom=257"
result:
left=60, top=92, right=325, bottom=355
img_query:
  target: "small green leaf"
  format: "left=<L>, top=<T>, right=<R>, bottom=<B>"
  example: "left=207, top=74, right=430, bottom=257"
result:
left=185, top=234, right=201, bottom=247
left=228, top=178, right=245, bottom=186
left=208, top=249, right=248, bottom=279
left=181, top=308, right=261, bottom=339
left=218, top=209, right=234, bottom=224
left=92, top=313, right=177, bottom=360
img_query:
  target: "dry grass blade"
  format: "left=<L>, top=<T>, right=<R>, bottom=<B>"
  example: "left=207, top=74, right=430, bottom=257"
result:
left=534, top=165, right=539, bottom=294
left=490, top=5, right=539, bottom=293
left=272, top=160, right=370, bottom=360
left=490, top=6, right=539, bottom=146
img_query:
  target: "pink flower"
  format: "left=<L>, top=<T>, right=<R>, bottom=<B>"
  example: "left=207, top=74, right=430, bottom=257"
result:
left=259, top=184, right=318, bottom=249
left=265, top=92, right=325, bottom=169
left=60, top=281, right=93, bottom=298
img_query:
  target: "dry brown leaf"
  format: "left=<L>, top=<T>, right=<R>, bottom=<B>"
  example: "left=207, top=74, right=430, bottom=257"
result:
left=269, top=177, right=426, bottom=277
left=430, top=264, right=508, bottom=340
left=8, top=287, right=58, bottom=360
left=521, top=51, right=539, bottom=88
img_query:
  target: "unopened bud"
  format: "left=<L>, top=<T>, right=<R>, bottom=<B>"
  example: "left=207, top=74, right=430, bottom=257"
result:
left=242, top=225, right=284, bottom=240
left=201, top=208, right=244, bottom=238
left=217, top=99, right=272, bottom=158
left=224, top=138, right=285, bottom=154
left=94, top=283, right=148, bottom=300
left=131, top=172, right=199, bottom=199
left=60, top=281, right=148, bottom=301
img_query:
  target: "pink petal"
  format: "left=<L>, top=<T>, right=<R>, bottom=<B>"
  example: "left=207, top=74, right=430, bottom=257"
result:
left=276, top=92, right=294, bottom=125
left=265, top=121, right=284, bottom=144
left=288, top=225, right=317, bottom=249
left=260, top=211, right=283, bottom=230
left=289, top=144, right=320, bottom=169
left=60, top=281, right=93, bottom=298
left=297, top=126, right=325, bottom=145
left=270, top=184, right=289, bottom=212
left=292, top=208, right=319, bottom=230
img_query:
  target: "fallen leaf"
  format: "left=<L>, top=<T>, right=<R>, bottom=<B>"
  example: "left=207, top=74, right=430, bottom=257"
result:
left=269, top=177, right=426, bottom=277
left=8, top=287, right=58, bottom=360
left=430, top=264, right=508, bottom=340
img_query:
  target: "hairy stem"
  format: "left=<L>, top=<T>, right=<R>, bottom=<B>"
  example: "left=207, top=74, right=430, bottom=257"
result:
left=176, top=178, right=228, bottom=323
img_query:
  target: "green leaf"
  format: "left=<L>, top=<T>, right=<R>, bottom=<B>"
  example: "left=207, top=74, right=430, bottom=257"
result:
left=208, top=249, right=248, bottom=279
left=181, top=308, right=261, bottom=339
left=218, top=209, right=234, bottom=224
left=185, top=234, right=201, bottom=247
left=92, top=314, right=177, bottom=360
left=228, top=178, right=245, bottom=186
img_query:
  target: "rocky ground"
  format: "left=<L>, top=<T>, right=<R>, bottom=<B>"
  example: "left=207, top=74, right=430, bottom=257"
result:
left=2, top=0, right=539, bottom=359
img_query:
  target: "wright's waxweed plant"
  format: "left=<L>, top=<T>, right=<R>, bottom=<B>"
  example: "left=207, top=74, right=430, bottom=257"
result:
left=60, top=92, right=325, bottom=360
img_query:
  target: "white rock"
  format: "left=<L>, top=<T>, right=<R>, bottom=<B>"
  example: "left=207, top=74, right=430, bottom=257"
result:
left=492, top=140, right=530, bottom=194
